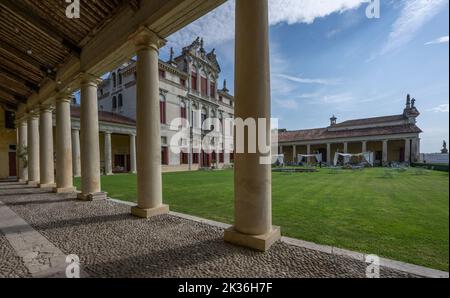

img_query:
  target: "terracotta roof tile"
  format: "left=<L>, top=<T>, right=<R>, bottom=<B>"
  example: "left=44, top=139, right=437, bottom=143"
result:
left=333, top=114, right=406, bottom=127
left=70, top=105, right=136, bottom=126
left=279, top=124, right=422, bottom=143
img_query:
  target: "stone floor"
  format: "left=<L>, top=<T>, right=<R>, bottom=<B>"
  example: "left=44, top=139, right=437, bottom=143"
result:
left=0, top=181, right=426, bottom=278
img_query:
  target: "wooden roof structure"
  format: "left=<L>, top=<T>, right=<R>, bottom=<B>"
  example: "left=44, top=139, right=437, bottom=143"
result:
left=0, top=0, right=225, bottom=112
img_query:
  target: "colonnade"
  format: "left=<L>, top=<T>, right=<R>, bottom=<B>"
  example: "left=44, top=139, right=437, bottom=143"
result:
left=16, top=0, right=278, bottom=251
left=280, top=138, right=420, bottom=165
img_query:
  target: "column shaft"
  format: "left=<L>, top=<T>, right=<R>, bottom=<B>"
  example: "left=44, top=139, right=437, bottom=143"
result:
left=362, top=141, right=367, bottom=153
left=224, top=0, right=280, bottom=251
left=104, top=132, right=113, bottom=175
left=27, top=114, right=40, bottom=185
left=404, top=139, right=411, bottom=163
left=131, top=28, right=169, bottom=218
left=327, top=143, right=331, bottom=165
left=129, top=134, right=137, bottom=173
left=306, top=144, right=311, bottom=164
left=79, top=75, right=105, bottom=200
left=18, top=120, right=28, bottom=182
left=54, top=98, right=76, bottom=193
left=72, top=129, right=81, bottom=177
left=382, top=140, right=388, bottom=165
left=292, top=145, right=297, bottom=163
left=344, top=142, right=348, bottom=153
left=39, top=107, right=55, bottom=187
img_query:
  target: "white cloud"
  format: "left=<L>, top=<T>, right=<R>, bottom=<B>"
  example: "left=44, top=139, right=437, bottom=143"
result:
left=274, top=73, right=341, bottom=85
left=269, top=0, right=365, bottom=25
left=167, top=0, right=367, bottom=48
left=274, top=98, right=299, bottom=110
left=380, top=0, right=447, bottom=55
left=425, top=35, right=449, bottom=45
left=428, top=104, right=450, bottom=113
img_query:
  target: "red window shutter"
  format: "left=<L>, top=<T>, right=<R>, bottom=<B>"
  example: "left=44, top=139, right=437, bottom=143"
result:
left=160, top=101, right=166, bottom=124
left=201, top=77, right=207, bottom=96
left=191, top=72, right=197, bottom=91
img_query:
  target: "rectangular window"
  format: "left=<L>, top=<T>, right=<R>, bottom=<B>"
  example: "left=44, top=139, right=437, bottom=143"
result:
left=193, top=153, right=199, bottom=164
left=160, top=101, right=166, bottom=124
left=210, top=82, right=216, bottom=98
left=201, top=77, right=207, bottom=97
left=4, top=110, right=15, bottom=129
left=180, top=78, right=186, bottom=87
left=180, top=153, right=189, bottom=165
left=191, top=72, right=197, bottom=91
left=159, top=70, right=166, bottom=78
left=161, top=147, right=169, bottom=165
left=219, top=152, right=224, bottom=163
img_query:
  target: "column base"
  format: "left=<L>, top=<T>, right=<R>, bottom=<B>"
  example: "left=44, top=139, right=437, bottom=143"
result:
left=224, top=226, right=281, bottom=252
left=39, top=183, right=56, bottom=189
left=77, top=192, right=108, bottom=201
left=53, top=187, right=77, bottom=194
left=27, top=181, right=39, bottom=187
left=131, top=204, right=169, bottom=219
left=18, top=179, right=28, bottom=183
left=105, top=173, right=114, bottom=176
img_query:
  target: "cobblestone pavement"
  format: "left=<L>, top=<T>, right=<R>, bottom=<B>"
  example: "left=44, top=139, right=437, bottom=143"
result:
left=0, top=231, right=31, bottom=278
left=0, top=182, right=421, bottom=278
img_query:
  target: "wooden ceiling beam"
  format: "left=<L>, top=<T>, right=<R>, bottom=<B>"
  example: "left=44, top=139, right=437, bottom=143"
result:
left=0, top=0, right=81, bottom=57
left=0, top=85, right=28, bottom=103
left=0, top=41, right=56, bottom=77
left=0, top=66, right=40, bottom=92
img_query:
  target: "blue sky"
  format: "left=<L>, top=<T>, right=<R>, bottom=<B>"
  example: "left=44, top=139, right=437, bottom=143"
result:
left=161, top=0, right=449, bottom=153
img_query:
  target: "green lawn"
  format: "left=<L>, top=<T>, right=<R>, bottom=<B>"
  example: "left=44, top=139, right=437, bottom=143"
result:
left=74, top=167, right=449, bottom=271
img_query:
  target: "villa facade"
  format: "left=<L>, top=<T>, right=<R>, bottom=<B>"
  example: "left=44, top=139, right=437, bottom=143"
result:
left=97, top=38, right=235, bottom=171
left=278, top=95, right=422, bottom=166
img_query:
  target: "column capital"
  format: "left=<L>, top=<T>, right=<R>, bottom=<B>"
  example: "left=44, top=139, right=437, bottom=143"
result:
left=55, top=90, right=74, bottom=103
left=27, top=109, right=40, bottom=119
left=78, top=72, right=102, bottom=88
left=39, top=104, right=55, bottom=113
left=130, top=26, right=166, bottom=51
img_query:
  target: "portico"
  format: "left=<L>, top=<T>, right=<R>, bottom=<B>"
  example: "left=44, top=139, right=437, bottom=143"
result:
left=2, top=0, right=279, bottom=253
left=279, top=101, right=422, bottom=166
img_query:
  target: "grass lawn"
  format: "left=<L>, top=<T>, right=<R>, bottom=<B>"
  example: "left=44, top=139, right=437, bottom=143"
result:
left=74, top=167, right=449, bottom=271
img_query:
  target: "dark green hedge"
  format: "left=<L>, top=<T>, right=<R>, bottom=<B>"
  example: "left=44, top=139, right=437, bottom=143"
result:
left=412, top=163, right=449, bottom=172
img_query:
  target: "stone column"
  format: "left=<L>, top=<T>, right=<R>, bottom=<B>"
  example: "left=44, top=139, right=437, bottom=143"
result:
left=411, top=138, right=421, bottom=162
left=224, top=0, right=280, bottom=251
left=292, top=145, right=297, bottom=164
left=18, top=119, right=28, bottom=182
left=104, top=132, right=113, bottom=175
left=72, top=129, right=81, bottom=177
left=54, top=96, right=76, bottom=193
left=343, top=142, right=348, bottom=154
left=130, top=27, right=169, bottom=218
left=27, top=112, right=40, bottom=185
left=306, top=144, right=311, bottom=164
left=129, top=134, right=137, bottom=173
left=327, top=143, right=331, bottom=165
left=404, top=139, right=411, bottom=163
left=362, top=141, right=367, bottom=153
left=382, top=140, right=388, bottom=166
left=78, top=74, right=106, bottom=201
left=38, top=105, right=55, bottom=188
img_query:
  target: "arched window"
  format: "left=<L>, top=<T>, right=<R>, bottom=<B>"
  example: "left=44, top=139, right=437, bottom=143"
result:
left=112, top=96, right=117, bottom=110
left=118, top=73, right=123, bottom=85
left=160, top=94, right=166, bottom=124
left=118, top=94, right=123, bottom=108
left=112, top=73, right=117, bottom=88
left=180, top=101, right=187, bottom=120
